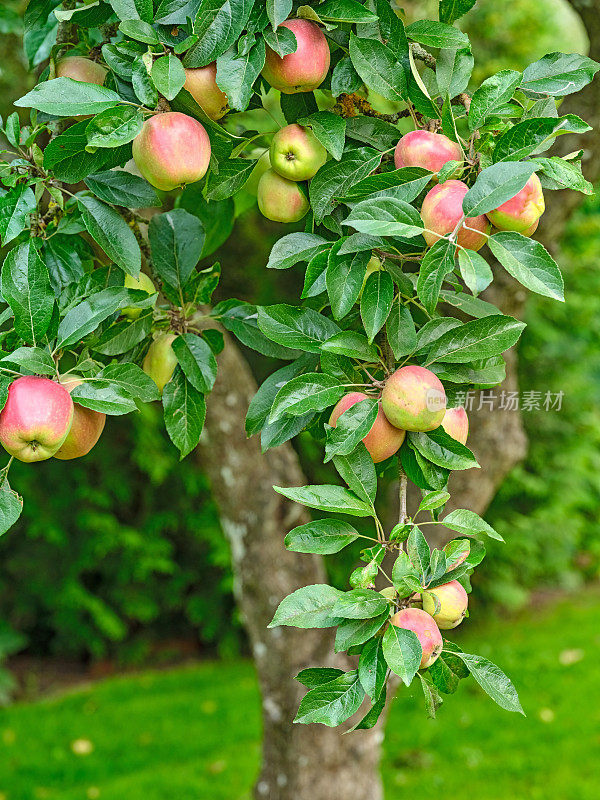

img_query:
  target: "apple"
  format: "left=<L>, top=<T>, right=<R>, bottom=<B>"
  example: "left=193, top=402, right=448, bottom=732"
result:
left=394, top=130, right=462, bottom=175
left=329, top=392, right=405, bottom=463
left=390, top=607, right=443, bottom=668
left=486, top=173, right=545, bottom=235
left=422, top=580, right=468, bottom=630
left=122, top=272, right=156, bottom=320
left=421, top=179, right=490, bottom=252
left=183, top=62, right=229, bottom=120
left=381, top=365, right=447, bottom=432
left=257, top=169, right=309, bottom=223
left=54, top=376, right=106, bottom=460
left=441, top=406, right=469, bottom=445
left=132, top=112, right=211, bottom=192
left=0, top=376, right=74, bottom=462
left=55, top=56, right=107, bottom=85
left=270, top=124, right=327, bottom=181
left=143, top=333, right=178, bottom=394
left=244, top=150, right=271, bottom=196
left=262, top=19, right=330, bottom=94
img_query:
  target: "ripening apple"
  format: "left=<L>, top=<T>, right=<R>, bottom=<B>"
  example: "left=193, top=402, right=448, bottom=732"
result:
left=381, top=365, right=447, bottom=432
left=394, top=130, right=462, bottom=175
left=257, top=169, right=309, bottom=223
left=132, top=112, right=211, bottom=191
left=0, top=376, right=74, bottom=462
left=358, top=255, right=382, bottom=298
left=421, top=180, right=490, bottom=252
left=390, top=608, right=443, bottom=668
left=55, top=56, right=107, bottom=85
left=329, top=392, right=405, bottom=463
left=244, top=150, right=271, bottom=196
left=486, top=173, right=545, bottom=236
left=183, top=62, right=229, bottom=120
left=270, top=124, right=327, bottom=181
left=122, top=272, right=156, bottom=320
left=54, top=376, right=106, bottom=460
left=441, top=406, right=469, bottom=445
left=143, top=333, right=178, bottom=394
left=422, top=580, right=468, bottom=629
left=262, top=19, right=330, bottom=94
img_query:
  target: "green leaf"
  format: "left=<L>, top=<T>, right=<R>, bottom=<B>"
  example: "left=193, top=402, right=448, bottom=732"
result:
left=436, top=46, right=473, bottom=98
left=361, top=270, right=394, bottom=342
left=273, top=484, right=373, bottom=517
left=493, top=115, right=590, bottom=163
left=333, top=444, right=377, bottom=506
left=284, top=519, right=360, bottom=554
left=391, top=550, right=423, bottom=596
left=245, top=355, right=316, bottom=436
left=317, top=0, right=378, bottom=23
left=442, top=508, right=504, bottom=541
left=205, top=158, right=257, bottom=201
left=325, top=398, right=378, bottom=463
left=56, top=287, right=132, bottom=348
left=155, top=0, right=201, bottom=24
left=171, top=333, right=217, bottom=393
left=1, top=347, right=56, bottom=375
left=86, top=170, right=160, bottom=208
left=417, top=238, right=456, bottom=314
left=183, top=0, right=254, bottom=68
left=131, top=53, right=158, bottom=106
left=77, top=196, right=141, bottom=277
left=407, top=526, right=431, bottom=577
left=0, top=185, right=36, bottom=245
left=295, top=667, right=344, bottom=688
left=309, top=148, right=382, bottom=222
left=382, top=624, right=422, bottom=686
left=349, top=33, right=406, bottom=102
left=85, top=106, right=143, bottom=150
left=257, top=304, right=340, bottom=353
left=488, top=232, right=564, bottom=301
left=215, top=39, right=265, bottom=112
left=119, top=18, right=159, bottom=44
left=532, top=156, right=593, bottom=194
left=335, top=614, right=387, bottom=653
left=267, top=232, right=328, bottom=270
left=468, top=70, right=522, bottom=131
left=269, top=584, right=344, bottom=629
left=409, top=428, right=479, bottom=471
left=43, top=120, right=132, bottom=183
left=95, top=362, right=160, bottom=402
left=263, top=22, right=297, bottom=58
left=462, top=161, right=537, bottom=217
left=214, top=299, right=300, bottom=359
left=344, top=197, right=424, bottom=238
left=294, top=670, right=365, bottom=727
left=269, top=373, right=344, bottom=422
left=15, top=77, right=120, bottom=116
left=326, top=245, right=370, bottom=320
left=1, top=241, right=54, bottom=345
left=439, top=0, right=476, bottom=24
left=451, top=651, right=524, bottom=714
left=342, top=167, right=431, bottom=202
left=520, top=52, right=600, bottom=97
left=93, top=311, right=153, bottom=355
left=151, top=54, right=186, bottom=100
left=428, top=648, right=469, bottom=694
left=417, top=671, right=444, bottom=718
left=70, top=382, right=138, bottom=415
left=321, top=331, right=379, bottom=361
left=358, top=637, right=387, bottom=701
left=406, top=20, right=469, bottom=48
left=418, top=490, right=450, bottom=512
left=149, top=209, right=204, bottom=290
left=298, top=111, right=346, bottom=161
left=162, top=366, right=206, bottom=458
left=0, top=479, right=23, bottom=537
left=332, top=589, right=388, bottom=620
left=457, top=248, right=493, bottom=296
left=424, top=315, right=526, bottom=364
left=386, top=302, right=417, bottom=360
left=109, top=0, right=154, bottom=21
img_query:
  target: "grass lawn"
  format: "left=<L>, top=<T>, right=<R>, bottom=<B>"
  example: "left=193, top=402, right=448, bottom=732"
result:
left=0, top=592, right=599, bottom=800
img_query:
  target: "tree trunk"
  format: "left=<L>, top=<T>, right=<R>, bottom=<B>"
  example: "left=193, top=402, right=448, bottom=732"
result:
left=197, top=327, right=385, bottom=800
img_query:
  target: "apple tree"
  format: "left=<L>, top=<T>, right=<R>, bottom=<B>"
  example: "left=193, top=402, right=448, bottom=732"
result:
left=0, top=0, right=598, bottom=797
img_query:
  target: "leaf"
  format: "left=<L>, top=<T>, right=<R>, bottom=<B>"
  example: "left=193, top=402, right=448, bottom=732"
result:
left=266, top=233, right=328, bottom=270
left=1, top=347, right=56, bottom=375
left=326, top=245, right=370, bottom=320
left=131, top=53, right=158, bottom=106
left=0, top=479, right=23, bottom=537
left=407, top=526, right=431, bottom=578
left=418, top=490, right=450, bottom=512
left=417, top=671, right=444, bottom=719
left=468, top=70, right=522, bottom=131
left=438, top=0, right=476, bottom=24
left=309, top=148, right=382, bottom=222
left=335, top=614, right=387, bottom=653
left=298, top=111, right=347, bottom=161
left=452, top=651, right=524, bottom=714
left=406, top=20, right=469, bottom=48
left=424, top=315, right=526, bottom=364
left=269, top=373, right=344, bottom=422
left=86, top=170, right=160, bottom=208
left=333, top=445, right=377, bottom=506
left=294, top=670, right=365, bottom=727
left=532, top=155, right=593, bottom=195
left=261, top=412, right=314, bottom=453
left=15, top=78, right=121, bottom=116
left=361, top=270, right=394, bottom=342
left=273, top=484, right=373, bottom=517
left=349, top=33, right=406, bottom=102
left=95, top=362, right=160, bottom=403
left=269, top=584, right=344, bottom=629
left=183, top=0, right=255, bottom=68
left=245, top=355, right=316, bottom=436
left=386, top=302, right=417, bottom=360
left=85, top=106, right=144, bottom=149
left=43, top=120, right=132, bottom=183
left=391, top=550, right=422, bottom=596
left=520, top=52, right=600, bottom=97
left=358, top=637, right=387, bottom=701
left=417, top=238, right=456, bottom=313
left=342, top=167, right=431, bottom=202
left=109, top=0, right=154, bottom=21
left=295, top=668, right=344, bottom=689
left=332, top=589, right=389, bottom=620
left=493, top=115, right=590, bottom=163
left=162, top=366, right=207, bottom=458
left=462, top=161, right=537, bottom=217
left=408, top=428, right=479, bottom=471
left=488, top=232, right=564, bottom=301
left=205, top=158, right=259, bottom=201
left=155, top=0, right=201, bottom=24
left=171, top=333, right=217, bottom=393
left=457, top=248, right=493, bottom=296
left=428, top=648, right=469, bottom=693
left=382, top=624, right=421, bottom=686
left=77, top=196, right=141, bottom=277
left=56, top=287, right=132, bottom=348
left=257, top=304, right=340, bottom=353
left=436, top=46, right=473, bottom=98
left=324, top=398, right=378, bottom=462
left=214, top=299, right=300, bottom=359
left=70, top=382, right=138, bottom=415
left=316, top=0, right=378, bottom=23
left=215, top=39, right=265, bottom=112
left=344, top=197, right=424, bottom=238
left=321, top=332, right=379, bottom=361
left=93, top=311, right=153, bottom=355
left=284, top=519, right=360, bottom=554
left=0, top=185, right=36, bottom=245
left=442, top=509, right=503, bottom=541
left=1, top=242, right=54, bottom=345
left=149, top=209, right=204, bottom=290
left=119, top=19, right=159, bottom=44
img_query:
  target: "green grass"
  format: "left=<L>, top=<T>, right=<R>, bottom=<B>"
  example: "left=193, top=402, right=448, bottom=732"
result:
left=0, top=592, right=599, bottom=800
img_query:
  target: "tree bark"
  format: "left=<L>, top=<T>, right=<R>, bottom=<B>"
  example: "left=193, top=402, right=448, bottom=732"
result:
left=197, top=327, right=385, bottom=800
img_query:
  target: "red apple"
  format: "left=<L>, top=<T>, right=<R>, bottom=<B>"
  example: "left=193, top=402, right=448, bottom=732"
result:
left=381, top=365, right=447, bottom=432
left=441, top=406, right=469, bottom=445
left=421, top=179, right=490, bottom=252
left=390, top=607, right=443, bottom=668
left=257, top=168, right=309, bottom=222
left=394, top=130, right=462, bottom=175
left=329, top=392, right=405, bottom=463
left=422, top=580, right=468, bottom=630
left=132, top=112, right=211, bottom=192
left=54, top=376, right=106, bottom=460
left=486, top=173, right=545, bottom=235
left=183, top=63, right=229, bottom=120
left=0, top=376, right=74, bottom=462
left=262, top=19, right=330, bottom=94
